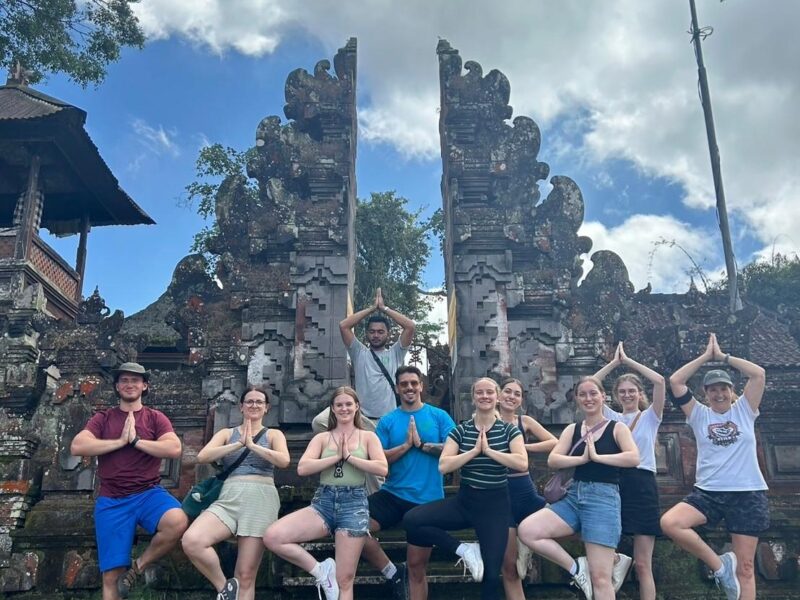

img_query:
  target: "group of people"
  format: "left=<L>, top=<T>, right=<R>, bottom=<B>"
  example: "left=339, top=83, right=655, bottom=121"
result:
left=71, top=286, right=769, bottom=600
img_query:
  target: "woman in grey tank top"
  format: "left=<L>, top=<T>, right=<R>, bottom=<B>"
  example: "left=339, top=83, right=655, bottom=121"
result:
left=182, top=385, right=290, bottom=600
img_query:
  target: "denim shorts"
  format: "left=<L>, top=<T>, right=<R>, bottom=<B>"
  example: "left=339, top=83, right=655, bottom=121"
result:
left=311, top=485, right=369, bottom=537
left=550, top=480, right=621, bottom=548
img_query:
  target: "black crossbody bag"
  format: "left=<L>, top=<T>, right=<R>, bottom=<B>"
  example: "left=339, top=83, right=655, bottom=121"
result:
left=181, top=427, right=267, bottom=518
left=370, top=348, right=401, bottom=407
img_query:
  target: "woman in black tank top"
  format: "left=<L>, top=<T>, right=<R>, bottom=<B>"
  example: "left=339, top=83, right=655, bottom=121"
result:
left=517, top=377, right=639, bottom=600
left=497, top=378, right=556, bottom=599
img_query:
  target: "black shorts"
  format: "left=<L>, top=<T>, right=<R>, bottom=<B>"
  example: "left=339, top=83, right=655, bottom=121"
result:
left=368, top=489, right=420, bottom=530
left=508, top=474, right=546, bottom=526
left=619, top=468, right=662, bottom=536
left=683, top=487, right=770, bottom=536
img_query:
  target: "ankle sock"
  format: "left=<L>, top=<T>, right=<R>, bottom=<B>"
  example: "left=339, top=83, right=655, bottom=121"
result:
left=381, top=562, right=397, bottom=579
left=569, top=561, right=578, bottom=576
left=310, top=562, right=324, bottom=579
left=455, top=544, right=468, bottom=558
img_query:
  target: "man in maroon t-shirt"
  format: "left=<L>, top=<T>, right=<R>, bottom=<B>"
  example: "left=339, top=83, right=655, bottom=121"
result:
left=71, top=363, right=188, bottom=599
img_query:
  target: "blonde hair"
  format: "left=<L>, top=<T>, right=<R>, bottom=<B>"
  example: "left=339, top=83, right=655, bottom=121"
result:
left=471, top=377, right=501, bottom=419
left=327, top=386, right=364, bottom=430
left=573, top=376, right=605, bottom=398
left=612, top=373, right=650, bottom=411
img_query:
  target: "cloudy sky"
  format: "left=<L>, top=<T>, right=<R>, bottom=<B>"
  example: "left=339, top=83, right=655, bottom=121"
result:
left=37, top=0, right=799, bottom=318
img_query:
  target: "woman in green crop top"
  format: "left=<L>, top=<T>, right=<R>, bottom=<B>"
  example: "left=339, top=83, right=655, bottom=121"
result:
left=263, top=386, right=387, bottom=600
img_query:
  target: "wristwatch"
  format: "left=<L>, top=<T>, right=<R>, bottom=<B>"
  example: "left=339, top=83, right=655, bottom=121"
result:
left=130, top=436, right=141, bottom=448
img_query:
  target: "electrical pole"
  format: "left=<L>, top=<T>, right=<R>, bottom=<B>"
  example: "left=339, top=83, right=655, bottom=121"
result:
left=688, top=0, right=742, bottom=312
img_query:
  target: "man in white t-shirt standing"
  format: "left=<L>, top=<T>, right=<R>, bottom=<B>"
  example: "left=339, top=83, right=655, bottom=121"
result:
left=312, top=288, right=415, bottom=428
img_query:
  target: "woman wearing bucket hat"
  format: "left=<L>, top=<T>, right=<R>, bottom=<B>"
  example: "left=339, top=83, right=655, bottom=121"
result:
left=661, top=333, right=767, bottom=600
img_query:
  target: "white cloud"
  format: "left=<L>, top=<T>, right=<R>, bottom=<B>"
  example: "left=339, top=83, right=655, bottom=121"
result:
left=131, top=118, right=180, bottom=157
left=579, top=214, right=718, bottom=293
left=358, top=92, right=439, bottom=160
left=133, top=0, right=800, bottom=261
left=134, top=0, right=287, bottom=55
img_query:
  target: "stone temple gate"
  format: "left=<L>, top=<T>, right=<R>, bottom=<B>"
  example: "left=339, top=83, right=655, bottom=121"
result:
left=0, top=39, right=797, bottom=598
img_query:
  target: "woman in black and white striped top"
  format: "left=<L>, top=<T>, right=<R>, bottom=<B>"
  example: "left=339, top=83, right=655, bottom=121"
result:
left=402, top=378, right=528, bottom=600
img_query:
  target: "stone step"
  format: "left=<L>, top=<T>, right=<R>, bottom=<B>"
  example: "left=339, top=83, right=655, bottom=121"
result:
left=282, top=573, right=474, bottom=587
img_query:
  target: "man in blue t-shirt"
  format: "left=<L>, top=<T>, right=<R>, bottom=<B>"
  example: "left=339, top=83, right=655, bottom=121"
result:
left=361, top=365, right=455, bottom=600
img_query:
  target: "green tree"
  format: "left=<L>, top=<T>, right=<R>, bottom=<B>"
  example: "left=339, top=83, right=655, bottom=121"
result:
left=0, top=0, right=145, bottom=86
left=184, top=147, right=443, bottom=343
left=355, top=191, right=441, bottom=343
left=737, top=253, right=800, bottom=312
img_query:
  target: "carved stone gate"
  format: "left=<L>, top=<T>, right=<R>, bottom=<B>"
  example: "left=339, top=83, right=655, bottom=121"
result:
left=0, top=39, right=797, bottom=598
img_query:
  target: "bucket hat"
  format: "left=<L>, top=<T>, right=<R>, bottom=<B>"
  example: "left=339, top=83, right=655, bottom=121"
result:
left=112, top=362, right=150, bottom=381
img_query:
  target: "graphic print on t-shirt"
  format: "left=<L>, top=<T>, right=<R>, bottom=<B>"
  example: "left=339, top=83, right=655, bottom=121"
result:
left=707, top=421, right=741, bottom=447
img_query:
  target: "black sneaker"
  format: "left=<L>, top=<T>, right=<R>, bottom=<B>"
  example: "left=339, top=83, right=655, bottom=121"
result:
left=116, top=563, right=140, bottom=599
left=217, top=577, right=240, bottom=600
left=389, top=562, right=409, bottom=600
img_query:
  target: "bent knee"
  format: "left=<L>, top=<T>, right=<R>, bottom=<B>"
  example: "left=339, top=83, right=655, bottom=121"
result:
left=180, top=531, right=202, bottom=555
left=660, top=514, right=681, bottom=536
left=161, top=510, right=189, bottom=535
left=262, top=526, right=282, bottom=549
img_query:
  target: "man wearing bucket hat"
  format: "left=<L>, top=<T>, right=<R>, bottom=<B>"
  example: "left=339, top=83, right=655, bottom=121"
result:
left=71, top=362, right=188, bottom=599
left=661, top=334, right=768, bottom=600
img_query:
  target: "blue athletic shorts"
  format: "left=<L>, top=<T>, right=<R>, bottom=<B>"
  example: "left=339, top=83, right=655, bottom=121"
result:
left=94, top=486, right=181, bottom=572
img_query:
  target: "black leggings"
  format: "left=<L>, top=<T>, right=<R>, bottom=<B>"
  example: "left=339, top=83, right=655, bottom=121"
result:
left=402, top=485, right=511, bottom=600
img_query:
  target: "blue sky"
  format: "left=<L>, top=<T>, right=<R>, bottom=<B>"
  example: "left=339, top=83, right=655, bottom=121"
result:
left=35, top=1, right=799, bottom=318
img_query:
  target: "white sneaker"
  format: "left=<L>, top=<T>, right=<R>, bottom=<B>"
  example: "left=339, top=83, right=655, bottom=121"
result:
left=715, top=552, right=741, bottom=600
left=515, top=535, right=531, bottom=579
left=315, top=558, right=339, bottom=600
left=571, top=556, right=593, bottom=600
left=612, top=553, right=633, bottom=592
left=455, top=542, right=484, bottom=582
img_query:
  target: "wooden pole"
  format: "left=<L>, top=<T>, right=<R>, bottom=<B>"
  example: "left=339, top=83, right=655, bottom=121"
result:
left=13, top=154, right=41, bottom=261
left=688, top=0, right=742, bottom=312
left=75, top=212, right=90, bottom=300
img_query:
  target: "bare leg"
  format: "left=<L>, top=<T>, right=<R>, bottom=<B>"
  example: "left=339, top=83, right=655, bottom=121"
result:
left=407, top=544, right=432, bottom=600
left=632, top=535, right=656, bottom=600
left=731, top=534, right=758, bottom=600
left=234, top=536, right=266, bottom=600
left=361, top=519, right=392, bottom=571
left=660, top=502, right=722, bottom=572
left=585, top=543, right=615, bottom=600
left=181, top=511, right=234, bottom=592
left=102, top=567, right=125, bottom=600
left=501, top=528, right=525, bottom=600
left=137, top=508, right=188, bottom=570
left=263, top=507, right=330, bottom=573
left=335, top=530, right=367, bottom=600
left=517, top=508, right=577, bottom=573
